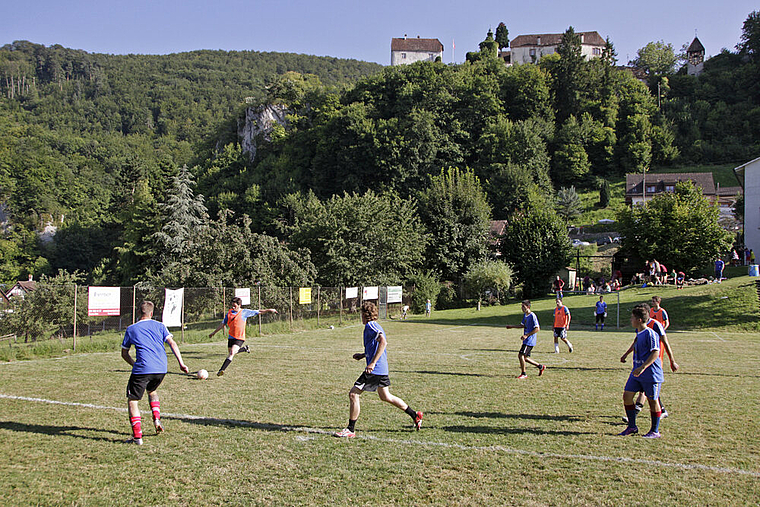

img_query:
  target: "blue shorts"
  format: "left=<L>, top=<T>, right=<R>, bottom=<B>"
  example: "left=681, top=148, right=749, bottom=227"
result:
left=624, top=375, right=661, bottom=399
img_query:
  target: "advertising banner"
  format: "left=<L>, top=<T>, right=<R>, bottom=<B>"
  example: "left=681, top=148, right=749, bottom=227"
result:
left=386, top=286, right=403, bottom=304
left=299, top=287, right=312, bottom=305
left=162, top=288, right=184, bottom=328
left=235, top=287, right=251, bottom=306
left=87, top=286, right=121, bottom=316
left=363, top=286, right=378, bottom=300
left=345, top=287, right=358, bottom=299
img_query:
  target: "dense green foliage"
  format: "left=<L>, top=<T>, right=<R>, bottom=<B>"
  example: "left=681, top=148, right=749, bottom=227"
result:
left=616, top=181, right=733, bottom=273
left=463, top=259, right=513, bottom=306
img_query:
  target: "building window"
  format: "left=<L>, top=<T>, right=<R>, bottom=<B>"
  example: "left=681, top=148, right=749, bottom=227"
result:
left=665, top=185, right=675, bottom=192
left=529, top=48, right=536, bottom=56
left=401, top=53, right=406, bottom=59
left=647, top=185, right=657, bottom=193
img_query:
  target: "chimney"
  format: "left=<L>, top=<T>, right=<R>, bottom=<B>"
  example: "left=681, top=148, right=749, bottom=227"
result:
left=417, top=35, right=420, bottom=38
left=404, top=34, right=407, bottom=39
left=537, top=36, right=541, bottom=45
left=28, top=274, right=33, bottom=282
left=580, top=33, right=585, bottom=43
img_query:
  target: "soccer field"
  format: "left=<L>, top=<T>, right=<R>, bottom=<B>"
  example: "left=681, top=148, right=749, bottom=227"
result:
left=1, top=295, right=759, bottom=505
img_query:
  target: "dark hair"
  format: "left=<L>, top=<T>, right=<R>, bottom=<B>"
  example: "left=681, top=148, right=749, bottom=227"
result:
left=651, top=295, right=661, bottom=303
left=631, top=304, right=648, bottom=322
left=361, top=301, right=378, bottom=321
left=231, top=297, right=243, bottom=306
left=522, top=300, right=531, bottom=308
left=139, top=301, right=155, bottom=316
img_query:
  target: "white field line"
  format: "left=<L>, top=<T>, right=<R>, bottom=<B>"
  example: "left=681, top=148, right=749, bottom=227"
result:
left=1, top=393, right=758, bottom=478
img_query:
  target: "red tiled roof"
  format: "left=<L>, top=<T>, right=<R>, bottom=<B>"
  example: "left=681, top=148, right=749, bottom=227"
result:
left=391, top=38, right=444, bottom=52
left=510, top=31, right=605, bottom=48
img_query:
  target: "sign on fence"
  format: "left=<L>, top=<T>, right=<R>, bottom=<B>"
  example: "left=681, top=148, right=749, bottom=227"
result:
left=345, top=287, right=358, bottom=299
left=299, top=287, right=312, bottom=305
left=386, top=286, right=403, bottom=304
left=88, top=287, right=121, bottom=316
left=363, top=286, right=378, bottom=300
left=163, top=288, right=184, bottom=328
left=235, top=287, right=251, bottom=306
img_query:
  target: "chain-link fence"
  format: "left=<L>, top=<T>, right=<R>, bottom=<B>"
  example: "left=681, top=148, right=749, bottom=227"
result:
left=0, top=285, right=418, bottom=349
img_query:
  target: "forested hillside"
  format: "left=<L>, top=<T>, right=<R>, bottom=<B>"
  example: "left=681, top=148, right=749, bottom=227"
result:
left=1, top=12, right=758, bottom=301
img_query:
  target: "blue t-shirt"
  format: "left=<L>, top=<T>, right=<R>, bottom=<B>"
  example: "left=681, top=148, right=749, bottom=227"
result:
left=521, top=312, right=539, bottom=347
left=363, top=320, right=389, bottom=376
left=715, top=259, right=725, bottom=272
left=121, top=319, right=173, bottom=375
left=595, top=301, right=607, bottom=315
left=631, top=326, right=664, bottom=383
left=222, top=309, right=260, bottom=338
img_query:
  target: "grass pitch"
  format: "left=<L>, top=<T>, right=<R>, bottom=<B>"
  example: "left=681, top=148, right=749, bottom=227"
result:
left=1, top=280, right=759, bottom=505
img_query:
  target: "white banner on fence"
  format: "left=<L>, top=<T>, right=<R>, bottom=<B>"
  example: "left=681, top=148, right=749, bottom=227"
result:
left=235, top=288, right=251, bottom=306
left=363, top=286, right=378, bottom=300
left=386, top=286, right=403, bottom=304
left=88, top=286, right=121, bottom=316
left=345, top=287, right=358, bottom=299
left=163, top=288, right=184, bottom=328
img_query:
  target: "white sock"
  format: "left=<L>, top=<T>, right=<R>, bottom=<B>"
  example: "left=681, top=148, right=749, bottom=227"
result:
left=554, top=344, right=560, bottom=353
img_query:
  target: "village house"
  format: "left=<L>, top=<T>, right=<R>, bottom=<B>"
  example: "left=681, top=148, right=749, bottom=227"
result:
left=503, top=31, right=606, bottom=65
left=733, top=157, right=760, bottom=256
left=5, top=275, right=37, bottom=300
left=390, top=36, right=444, bottom=65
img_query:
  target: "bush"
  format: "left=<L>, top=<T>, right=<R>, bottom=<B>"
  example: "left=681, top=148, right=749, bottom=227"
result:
left=405, top=272, right=440, bottom=314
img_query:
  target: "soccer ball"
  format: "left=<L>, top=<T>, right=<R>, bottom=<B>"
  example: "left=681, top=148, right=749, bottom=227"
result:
left=197, top=369, right=209, bottom=380
left=329, top=325, right=335, bottom=330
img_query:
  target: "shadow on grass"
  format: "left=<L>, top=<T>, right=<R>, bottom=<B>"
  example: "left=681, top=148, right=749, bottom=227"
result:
left=549, top=366, right=623, bottom=373
left=441, top=424, right=593, bottom=436
left=0, top=420, right=125, bottom=442
left=456, top=411, right=586, bottom=422
left=166, top=414, right=319, bottom=433
left=396, top=370, right=497, bottom=378
left=109, top=369, right=195, bottom=378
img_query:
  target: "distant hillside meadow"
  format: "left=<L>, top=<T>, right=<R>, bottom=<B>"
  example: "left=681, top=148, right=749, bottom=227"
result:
left=0, top=12, right=757, bottom=301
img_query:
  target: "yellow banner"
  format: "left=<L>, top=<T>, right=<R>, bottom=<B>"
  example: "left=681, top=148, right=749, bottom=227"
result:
left=299, top=287, right=312, bottom=305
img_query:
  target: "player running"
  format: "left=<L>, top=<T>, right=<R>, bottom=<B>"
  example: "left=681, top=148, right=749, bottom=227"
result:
left=506, top=300, right=546, bottom=379
left=209, top=297, right=278, bottom=376
left=334, top=301, right=423, bottom=438
left=121, top=301, right=190, bottom=445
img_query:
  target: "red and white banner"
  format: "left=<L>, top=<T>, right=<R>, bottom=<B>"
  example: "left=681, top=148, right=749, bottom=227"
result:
left=88, top=286, right=121, bottom=316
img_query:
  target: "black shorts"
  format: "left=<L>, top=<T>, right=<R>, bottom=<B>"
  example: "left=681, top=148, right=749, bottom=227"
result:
left=353, top=372, right=391, bottom=392
left=553, top=327, right=567, bottom=339
left=126, top=373, right=165, bottom=400
left=228, top=338, right=245, bottom=349
left=596, top=313, right=606, bottom=323
left=519, top=344, right=534, bottom=357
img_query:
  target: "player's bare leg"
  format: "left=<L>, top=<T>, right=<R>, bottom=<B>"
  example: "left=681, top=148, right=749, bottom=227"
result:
left=378, top=386, right=423, bottom=429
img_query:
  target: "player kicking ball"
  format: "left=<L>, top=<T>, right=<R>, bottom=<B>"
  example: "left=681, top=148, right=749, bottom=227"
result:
left=618, top=304, right=665, bottom=438
left=334, top=301, right=422, bottom=438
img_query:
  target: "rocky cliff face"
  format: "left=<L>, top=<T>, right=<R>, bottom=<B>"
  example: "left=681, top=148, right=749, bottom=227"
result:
left=238, top=104, right=289, bottom=162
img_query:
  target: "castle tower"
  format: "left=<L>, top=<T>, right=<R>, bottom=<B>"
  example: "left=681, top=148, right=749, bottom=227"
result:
left=687, top=36, right=705, bottom=76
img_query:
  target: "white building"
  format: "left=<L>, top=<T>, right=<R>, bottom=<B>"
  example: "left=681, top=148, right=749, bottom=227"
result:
left=734, top=156, right=760, bottom=256
left=391, top=37, right=444, bottom=66
left=508, top=31, right=606, bottom=65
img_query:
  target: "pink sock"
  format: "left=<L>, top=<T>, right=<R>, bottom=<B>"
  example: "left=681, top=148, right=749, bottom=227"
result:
left=150, top=400, right=160, bottom=421
left=130, top=416, right=142, bottom=439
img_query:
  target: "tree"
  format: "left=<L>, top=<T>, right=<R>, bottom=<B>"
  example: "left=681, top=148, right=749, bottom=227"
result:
left=463, top=259, right=512, bottom=309
left=616, top=181, right=733, bottom=273
left=495, top=23, right=510, bottom=50
left=737, top=10, right=760, bottom=59
left=552, top=27, right=587, bottom=122
left=631, top=41, right=680, bottom=90
left=500, top=191, right=571, bottom=298
left=555, top=186, right=582, bottom=222
left=417, top=167, right=492, bottom=281
left=599, top=179, right=611, bottom=208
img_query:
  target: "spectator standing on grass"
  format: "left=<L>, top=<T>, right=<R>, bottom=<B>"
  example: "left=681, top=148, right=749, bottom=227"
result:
left=618, top=304, right=665, bottom=438
left=714, top=257, right=725, bottom=283
left=425, top=299, right=432, bottom=317
left=209, top=297, right=278, bottom=376
left=595, top=295, right=607, bottom=331
left=121, top=301, right=190, bottom=445
left=553, top=276, right=565, bottom=299
left=731, top=249, right=739, bottom=267
left=745, top=248, right=751, bottom=265
left=334, top=301, right=423, bottom=438
left=505, top=300, right=546, bottom=379
left=552, top=298, right=573, bottom=353
left=751, top=249, right=756, bottom=265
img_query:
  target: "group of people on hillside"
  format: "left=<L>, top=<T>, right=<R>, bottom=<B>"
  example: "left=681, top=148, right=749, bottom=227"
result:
left=731, top=246, right=755, bottom=266
left=579, top=275, right=619, bottom=295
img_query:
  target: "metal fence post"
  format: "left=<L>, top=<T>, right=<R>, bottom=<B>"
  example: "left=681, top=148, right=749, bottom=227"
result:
left=289, top=286, right=293, bottom=330
left=73, top=284, right=77, bottom=352
left=317, top=286, right=321, bottom=326
left=339, top=286, right=343, bottom=325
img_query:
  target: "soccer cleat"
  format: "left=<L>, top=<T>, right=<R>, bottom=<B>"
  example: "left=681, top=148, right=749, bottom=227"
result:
left=661, top=409, right=669, bottom=419
left=516, top=373, right=528, bottom=379
left=154, top=419, right=164, bottom=434
left=617, top=427, right=638, bottom=436
left=124, top=437, right=143, bottom=445
left=642, top=431, right=661, bottom=439
left=240, top=345, right=250, bottom=354
left=538, top=364, right=546, bottom=376
left=568, top=344, right=573, bottom=353
left=414, top=411, right=423, bottom=431
left=333, top=428, right=355, bottom=438
left=217, top=370, right=224, bottom=376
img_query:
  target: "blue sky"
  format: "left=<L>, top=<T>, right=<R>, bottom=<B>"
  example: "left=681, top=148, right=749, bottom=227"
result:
left=2, top=0, right=756, bottom=65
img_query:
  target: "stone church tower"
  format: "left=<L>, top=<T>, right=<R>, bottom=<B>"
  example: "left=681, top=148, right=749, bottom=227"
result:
left=687, top=37, right=705, bottom=76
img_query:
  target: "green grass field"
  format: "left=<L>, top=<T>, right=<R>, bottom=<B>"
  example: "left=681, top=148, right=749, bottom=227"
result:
left=1, top=278, right=759, bottom=505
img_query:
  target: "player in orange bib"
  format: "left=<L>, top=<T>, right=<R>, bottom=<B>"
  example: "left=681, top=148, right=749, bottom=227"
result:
left=552, top=298, right=573, bottom=353
left=209, top=297, right=278, bottom=376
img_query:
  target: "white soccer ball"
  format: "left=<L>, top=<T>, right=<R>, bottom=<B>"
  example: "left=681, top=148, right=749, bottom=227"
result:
left=197, top=369, right=209, bottom=380
left=329, top=325, right=335, bottom=330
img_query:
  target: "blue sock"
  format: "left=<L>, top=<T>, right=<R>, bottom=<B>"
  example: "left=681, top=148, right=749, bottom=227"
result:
left=601, top=324, right=604, bottom=330
left=650, top=411, right=661, bottom=433
left=595, top=324, right=598, bottom=331
left=624, top=404, right=637, bottom=429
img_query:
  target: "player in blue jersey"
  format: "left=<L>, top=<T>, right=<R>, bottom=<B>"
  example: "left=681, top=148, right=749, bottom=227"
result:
left=506, top=300, right=546, bottom=379
left=121, top=301, right=190, bottom=445
left=594, top=295, right=607, bottom=331
left=209, top=296, right=278, bottom=376
left=334, top=301, right=422, bottom=438
left=714, top=257, right=725, bottom=283
left=618, top=304, right=664, bottom=438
